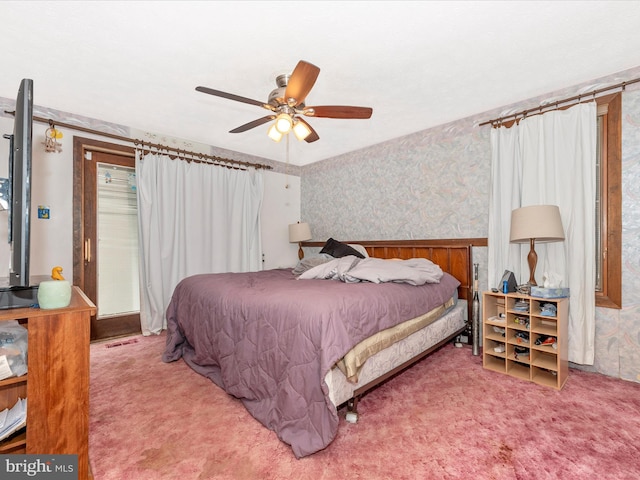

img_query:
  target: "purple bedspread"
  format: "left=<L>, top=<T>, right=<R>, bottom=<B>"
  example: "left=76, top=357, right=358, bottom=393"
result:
left=163, top=268, right=460, bottom=457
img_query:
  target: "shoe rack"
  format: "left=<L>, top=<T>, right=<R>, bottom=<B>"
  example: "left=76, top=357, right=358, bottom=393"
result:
left=482, top=291, right=569, bottom=390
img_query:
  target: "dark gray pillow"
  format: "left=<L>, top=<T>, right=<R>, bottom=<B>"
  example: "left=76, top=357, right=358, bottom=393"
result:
left=319, top=238, right=365, bottom=259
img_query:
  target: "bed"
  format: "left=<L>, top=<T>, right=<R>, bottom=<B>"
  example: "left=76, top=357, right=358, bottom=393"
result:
left=163, top=239, right=473, bottom=458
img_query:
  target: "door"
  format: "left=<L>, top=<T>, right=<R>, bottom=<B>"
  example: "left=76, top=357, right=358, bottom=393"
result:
left=73, top=137, right=141, bottom=340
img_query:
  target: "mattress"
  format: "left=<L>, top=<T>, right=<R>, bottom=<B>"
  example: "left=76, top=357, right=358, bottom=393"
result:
left=325, top=300, right=468, bottom=408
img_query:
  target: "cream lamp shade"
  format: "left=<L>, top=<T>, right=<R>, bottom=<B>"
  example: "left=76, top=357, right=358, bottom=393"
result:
left=275, top=113, right=293, bottom=134
left=510, top=205, right=565, bottom=286
left=267, top=124, right=283, bottom=142
left=289, top=222, right=312, bottom=260
left=292, top=119, right=312, bottom=141
left=268, top=115, right=312, bottom=142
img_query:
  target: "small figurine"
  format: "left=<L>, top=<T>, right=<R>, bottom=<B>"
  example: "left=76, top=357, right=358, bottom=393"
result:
left=51, top=266, right=65, bottom=281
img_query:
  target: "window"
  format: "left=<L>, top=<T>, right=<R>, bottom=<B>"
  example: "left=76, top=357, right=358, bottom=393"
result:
left=595, top=93, right=622, bottom=309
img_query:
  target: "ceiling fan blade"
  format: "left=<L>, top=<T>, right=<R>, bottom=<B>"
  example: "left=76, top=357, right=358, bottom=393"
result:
left=196, top=86, right=274, bottom=110
left=229, top=115, right=275, bottom=133
left=303, top=105, right=373, bottom=119
left=297, top=118, right=319, bottom=143
left=284, top=60, right=320, bottom=107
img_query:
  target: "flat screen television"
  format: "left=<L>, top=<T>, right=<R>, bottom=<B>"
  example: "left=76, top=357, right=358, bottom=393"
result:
left=0, top=78, right=38, bottom=308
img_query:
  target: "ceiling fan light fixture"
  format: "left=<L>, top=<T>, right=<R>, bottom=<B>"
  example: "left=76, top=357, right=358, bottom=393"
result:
left=196, top=60, right=373, bottom=145
left=292, top=119, right=311, bottom=141
left=267, top=124, right=283, bottom=142
left=275, top=113, right=293, bottom=134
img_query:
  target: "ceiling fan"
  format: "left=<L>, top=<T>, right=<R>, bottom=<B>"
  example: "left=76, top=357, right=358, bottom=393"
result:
left=196, top=60, right=373, bottom=143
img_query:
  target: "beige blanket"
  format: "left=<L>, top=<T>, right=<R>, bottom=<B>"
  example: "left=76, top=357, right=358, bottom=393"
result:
left=336, top=296, right=456, bottom=382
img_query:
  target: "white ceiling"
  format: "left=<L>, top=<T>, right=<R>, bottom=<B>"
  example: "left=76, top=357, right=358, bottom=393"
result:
left=2, top=1, right=640, bottom=166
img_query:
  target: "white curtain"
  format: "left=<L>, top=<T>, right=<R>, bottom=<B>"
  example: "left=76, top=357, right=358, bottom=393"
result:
left=488, top=102, right=597, bottom=365
left=135, top=152, right=264, bottom=335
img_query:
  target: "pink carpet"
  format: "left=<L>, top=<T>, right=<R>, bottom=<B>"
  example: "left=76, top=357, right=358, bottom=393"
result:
left=89, top=333, right=640, bottom=479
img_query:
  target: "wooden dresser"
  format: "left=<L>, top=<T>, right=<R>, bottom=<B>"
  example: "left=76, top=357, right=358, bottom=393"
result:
left=0, top=286, right=95, bottom=479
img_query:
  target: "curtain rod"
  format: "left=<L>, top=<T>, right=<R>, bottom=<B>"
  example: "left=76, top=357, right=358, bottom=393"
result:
left=132, top=139, right=270, bottom=170
left=479, top=76, right=640, bottom=127
left=3, top=110, right=272, bottom=170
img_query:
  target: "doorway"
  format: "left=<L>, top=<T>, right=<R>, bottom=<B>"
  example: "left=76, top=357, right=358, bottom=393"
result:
left=73, top=137, right=141, bottom=340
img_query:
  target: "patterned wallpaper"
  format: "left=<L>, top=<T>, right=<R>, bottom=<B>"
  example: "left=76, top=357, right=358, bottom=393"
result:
left=301, top=68, right=640, bottom=384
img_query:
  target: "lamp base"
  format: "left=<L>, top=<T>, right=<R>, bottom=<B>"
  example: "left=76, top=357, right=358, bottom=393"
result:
left=527, top=238, right=538, bottom=286
left=298, top=243, right=304, bottom=260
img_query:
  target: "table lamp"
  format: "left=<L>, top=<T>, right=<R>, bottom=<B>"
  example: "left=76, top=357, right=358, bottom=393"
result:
left=289, top=222, right=312, bottom=260
left=509, top=205, right=564, bottom=286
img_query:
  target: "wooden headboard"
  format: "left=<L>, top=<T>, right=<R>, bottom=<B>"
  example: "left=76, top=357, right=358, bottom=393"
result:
left=301, top=238, right=484, bottom=322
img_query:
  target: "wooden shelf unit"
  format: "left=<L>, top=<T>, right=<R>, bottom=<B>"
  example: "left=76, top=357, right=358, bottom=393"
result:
left=0, top=287, right=95, bottom=479
left=482, top=291, right=568, bottom=390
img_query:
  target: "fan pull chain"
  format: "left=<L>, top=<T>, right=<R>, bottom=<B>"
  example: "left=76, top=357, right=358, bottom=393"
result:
left=284, top=133, right=290, bottom=189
